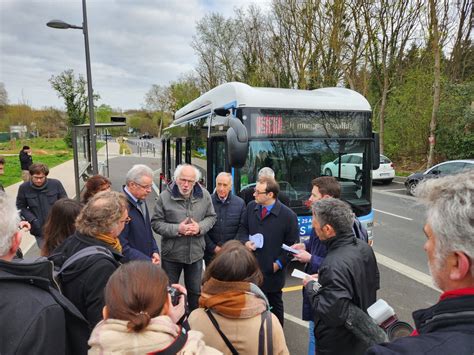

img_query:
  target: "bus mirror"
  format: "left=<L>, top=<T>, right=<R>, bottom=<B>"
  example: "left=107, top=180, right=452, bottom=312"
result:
left=214, top=107, right=232, bottom=117
left=226, top=117, right=249, bottom=168
left=372, top=132, right=380, bottom=170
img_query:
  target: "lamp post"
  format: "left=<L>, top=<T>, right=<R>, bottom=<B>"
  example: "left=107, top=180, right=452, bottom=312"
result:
left=47, top=0, right=98, bottom=175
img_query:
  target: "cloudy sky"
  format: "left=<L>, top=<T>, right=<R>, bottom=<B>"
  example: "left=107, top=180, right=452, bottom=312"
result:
left=0, top=0, right=266, bottom=110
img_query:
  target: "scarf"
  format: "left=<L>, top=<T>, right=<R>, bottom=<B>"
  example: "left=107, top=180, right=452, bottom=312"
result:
left=199, top=278, right=270, bottom=319
left=95, top=233, right=122, bottom=253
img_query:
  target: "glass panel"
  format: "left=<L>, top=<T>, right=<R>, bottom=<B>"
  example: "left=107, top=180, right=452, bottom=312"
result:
left=239, top=139, right=370, bottom=215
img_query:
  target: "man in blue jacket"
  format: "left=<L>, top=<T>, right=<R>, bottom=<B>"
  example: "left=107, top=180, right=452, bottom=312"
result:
left=238, top=175, right=299, bottom=325
left=205, top=172, right=245, bottom=265
left=119, top=164, right=160, bottom=264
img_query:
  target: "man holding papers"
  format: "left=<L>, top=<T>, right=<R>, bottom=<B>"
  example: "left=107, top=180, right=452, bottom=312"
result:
left=238, top=176, right=299, bottom=326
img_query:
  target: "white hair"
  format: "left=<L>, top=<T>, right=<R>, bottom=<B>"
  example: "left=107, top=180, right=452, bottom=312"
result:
left=258, top=167, right=275, bottom=178
left=216, top=172, right=232, bottom=185
left=173, top=164, right=201, bottom=182
left=415, top=169, right=474, bottom=276
left=0, top=193, right=21, bottom=257
left=126, top=164, right=153, bottom=184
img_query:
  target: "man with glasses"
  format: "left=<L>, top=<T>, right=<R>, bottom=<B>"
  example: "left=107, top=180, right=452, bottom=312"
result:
left=238, top=175, right=299, bottom=325
left=152, top=163, right=216, bottom=311
left=16, top=163, right=67, bottom=246
left=119, top=164, right=160, bottom=264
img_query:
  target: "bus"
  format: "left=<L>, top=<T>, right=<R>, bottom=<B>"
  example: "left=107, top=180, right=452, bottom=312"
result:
left=159, top=82, right=380, bottom=242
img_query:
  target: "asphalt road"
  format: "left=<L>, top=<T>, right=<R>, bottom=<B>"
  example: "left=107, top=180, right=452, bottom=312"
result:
left=25, top=155, right=440, bottom=354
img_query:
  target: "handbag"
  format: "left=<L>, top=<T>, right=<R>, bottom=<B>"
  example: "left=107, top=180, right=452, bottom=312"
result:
left=205, top=309, right=273, bottom=355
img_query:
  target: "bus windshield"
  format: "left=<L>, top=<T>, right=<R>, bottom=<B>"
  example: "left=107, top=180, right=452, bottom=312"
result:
left=238, top=139, right=371, bottom=216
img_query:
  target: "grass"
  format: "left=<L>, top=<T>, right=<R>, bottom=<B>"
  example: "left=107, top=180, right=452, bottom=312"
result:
left=0, top=138, right=73, bottom=187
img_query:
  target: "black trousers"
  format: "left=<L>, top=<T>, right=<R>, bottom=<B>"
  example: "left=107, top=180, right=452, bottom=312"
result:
left=265, top=290, right=284, bottom=326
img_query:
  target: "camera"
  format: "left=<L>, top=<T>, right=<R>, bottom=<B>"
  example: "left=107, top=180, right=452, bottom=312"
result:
left=368, top=299, right=414, bottom=341
left=167, top=286, right=183, bottom=306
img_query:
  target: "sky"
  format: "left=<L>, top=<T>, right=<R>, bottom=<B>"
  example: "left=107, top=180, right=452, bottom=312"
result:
left=0, top=0, right=266, bottom=111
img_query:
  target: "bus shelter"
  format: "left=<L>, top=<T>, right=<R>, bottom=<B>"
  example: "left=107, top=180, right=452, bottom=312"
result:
left=72, top=122, right=126, bottom=200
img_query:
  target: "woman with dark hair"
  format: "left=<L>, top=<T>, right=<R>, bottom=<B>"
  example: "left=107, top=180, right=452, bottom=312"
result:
left=88, top=261, right=220, bottom=354
left=41, top=198, right=82, bottom=256
left=189, top=240, right=289, bottom=354
left=81, top=175, right=111, bottom=204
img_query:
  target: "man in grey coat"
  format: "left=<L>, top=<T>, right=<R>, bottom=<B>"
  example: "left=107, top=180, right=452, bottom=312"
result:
left=151, top=164, right=216, bottom=311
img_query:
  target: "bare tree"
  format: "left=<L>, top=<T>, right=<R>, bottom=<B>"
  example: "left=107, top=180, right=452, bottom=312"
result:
left=448, top=0, right=473, bottom=82
left=144, top=85, right=172, bottom=137
left=362, top=0, right=423, bottom=154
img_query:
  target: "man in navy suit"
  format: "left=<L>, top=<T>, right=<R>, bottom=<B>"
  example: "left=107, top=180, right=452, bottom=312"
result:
left=238, top=176, right=299, bottom=325
left=119, top=164, right=160, bottom=264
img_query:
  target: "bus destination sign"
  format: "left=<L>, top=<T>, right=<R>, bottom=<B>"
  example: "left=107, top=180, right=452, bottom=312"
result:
left=250, top=110, right=367, bottom=138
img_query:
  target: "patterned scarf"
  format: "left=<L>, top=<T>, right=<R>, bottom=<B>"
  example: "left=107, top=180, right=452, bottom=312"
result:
left=199, top=278, right=270, bottom=319
left=95, top=233, right=122, bottom=253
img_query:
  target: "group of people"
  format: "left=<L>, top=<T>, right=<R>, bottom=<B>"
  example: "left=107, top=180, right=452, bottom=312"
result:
left=0, top=157, right=473, bottom=354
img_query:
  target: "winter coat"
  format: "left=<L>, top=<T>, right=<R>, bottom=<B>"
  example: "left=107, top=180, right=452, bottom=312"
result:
left=151, top=182, right=216, bottom=264
left=0, top=258, right=89, bottom=355
left=119, top=187, right=159, bottom=262
left=237, top=199, right=299, bottom=293
left=16, top=178, right=67, bottom=238
left=366, top=288, right=474, bottom=355
left=306, top=232, right=379, bottom=355
left=205, top=193, right=245, bottom=262
left=50, top=231, right=122, bottom=333
left=88, top=315, right=221, bottom=355
left=188, top=278, right=289, bottom=355
left=19, top=150, right=32, bottom=170
left=302, top=219, right=369, bottom=320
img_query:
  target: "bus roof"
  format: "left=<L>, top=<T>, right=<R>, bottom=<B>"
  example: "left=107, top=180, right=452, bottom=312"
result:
left=174, top=82, right=371, bottom=124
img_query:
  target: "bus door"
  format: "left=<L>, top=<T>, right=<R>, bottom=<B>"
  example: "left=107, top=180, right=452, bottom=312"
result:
left=207, top=137, right=226, bottom=192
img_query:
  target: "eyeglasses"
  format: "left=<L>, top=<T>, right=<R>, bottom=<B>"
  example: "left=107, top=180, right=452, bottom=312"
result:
left=253, top=188, right=268, bottom=195
left=178, top=177, right=196, bottom=185
left=120, top=216, right=131, bottom=224
left=134, top=182, right=153, bottom=190
left=31, top=175, right=46, bottom=181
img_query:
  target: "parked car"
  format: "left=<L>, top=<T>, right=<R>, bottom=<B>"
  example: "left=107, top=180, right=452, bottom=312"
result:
left=404, top=159, right=474, bottom=195
left=139, top=133, right=153, bottom=139
left=322, top=153, right=395, bottom=184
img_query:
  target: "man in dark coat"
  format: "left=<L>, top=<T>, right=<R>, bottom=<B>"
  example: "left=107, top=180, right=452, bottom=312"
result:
left=52, top=191, right=126, bottom=333
left=305, top=197, right=379, bottom=355
left=119, top=164, right=160, bottom=264
left=19, top=145, right=32, bottom=182
left=238, top=176, right=299, bottom=325
left=0, top=192, right=89, bottom=354
left=367, top=170, right=474, bottom=355
left=205, top=172, right=245, bottom=264
left=16, top=163, right=67, bottom=244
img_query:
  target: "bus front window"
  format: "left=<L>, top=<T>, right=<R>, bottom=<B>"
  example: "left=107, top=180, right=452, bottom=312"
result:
left=239, top=139, right=371, bottom=216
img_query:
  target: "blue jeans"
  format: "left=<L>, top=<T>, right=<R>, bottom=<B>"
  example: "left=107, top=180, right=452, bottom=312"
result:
left=308, top=320, right=316, bottom=355
left=161, top=258, right=203, bottom=312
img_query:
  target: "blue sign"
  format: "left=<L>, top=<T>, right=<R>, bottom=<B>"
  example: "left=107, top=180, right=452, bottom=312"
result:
left=298, top=215, right=312, bottom=240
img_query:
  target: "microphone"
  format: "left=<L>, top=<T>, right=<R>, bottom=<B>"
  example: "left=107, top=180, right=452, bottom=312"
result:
left=368, top=299, right=414, bottom=340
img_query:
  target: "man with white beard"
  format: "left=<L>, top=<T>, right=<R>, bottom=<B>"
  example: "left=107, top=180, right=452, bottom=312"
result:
left=367, top=170, right=474, bottom=355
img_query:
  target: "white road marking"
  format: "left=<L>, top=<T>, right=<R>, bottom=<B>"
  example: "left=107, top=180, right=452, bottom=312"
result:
left=373, top=208, right=413, bottom=221
left=373, top=188, right=417, bottom=201
left=374, top=252, right=440, bottom=292
left=382, top=188, right=406, bottom=192
left=284, top=312, right=309, bottom=328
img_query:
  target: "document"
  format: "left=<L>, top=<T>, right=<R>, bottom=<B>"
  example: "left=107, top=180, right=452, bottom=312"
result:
left=282, top=243, right=301, bottom=254
left=249, top=233, right=264, bottom=248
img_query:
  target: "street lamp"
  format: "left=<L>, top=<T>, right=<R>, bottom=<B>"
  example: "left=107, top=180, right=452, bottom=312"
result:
left=47, top=0, right=98, bottom=175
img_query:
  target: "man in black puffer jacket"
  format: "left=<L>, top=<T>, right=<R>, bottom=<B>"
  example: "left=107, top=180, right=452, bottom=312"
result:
left=305, top=198, right=379, bottom=355
left=205, top=172, right=246, bottom=264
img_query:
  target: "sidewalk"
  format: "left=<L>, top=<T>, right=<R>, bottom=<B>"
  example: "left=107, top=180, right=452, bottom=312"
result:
left=6, top=141, right=121, bottom=254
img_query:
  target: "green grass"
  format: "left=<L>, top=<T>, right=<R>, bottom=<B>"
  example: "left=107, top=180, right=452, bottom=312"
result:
left=0, top=138, right=73, bottom=187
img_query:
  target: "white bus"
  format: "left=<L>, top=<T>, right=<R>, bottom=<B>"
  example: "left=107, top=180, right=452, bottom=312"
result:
left=159, top=82, right=379, bottom=241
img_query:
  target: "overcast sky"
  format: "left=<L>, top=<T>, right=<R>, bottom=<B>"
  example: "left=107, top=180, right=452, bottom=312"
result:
left=0, top=0, right=266, bottom=111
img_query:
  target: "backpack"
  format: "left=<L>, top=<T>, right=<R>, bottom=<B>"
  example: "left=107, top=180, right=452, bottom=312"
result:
left=49, top=245, right=115, bottom=288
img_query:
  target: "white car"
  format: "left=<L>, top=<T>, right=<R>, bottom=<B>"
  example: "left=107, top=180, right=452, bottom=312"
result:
left=322, top=153, right=395, bottom=184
